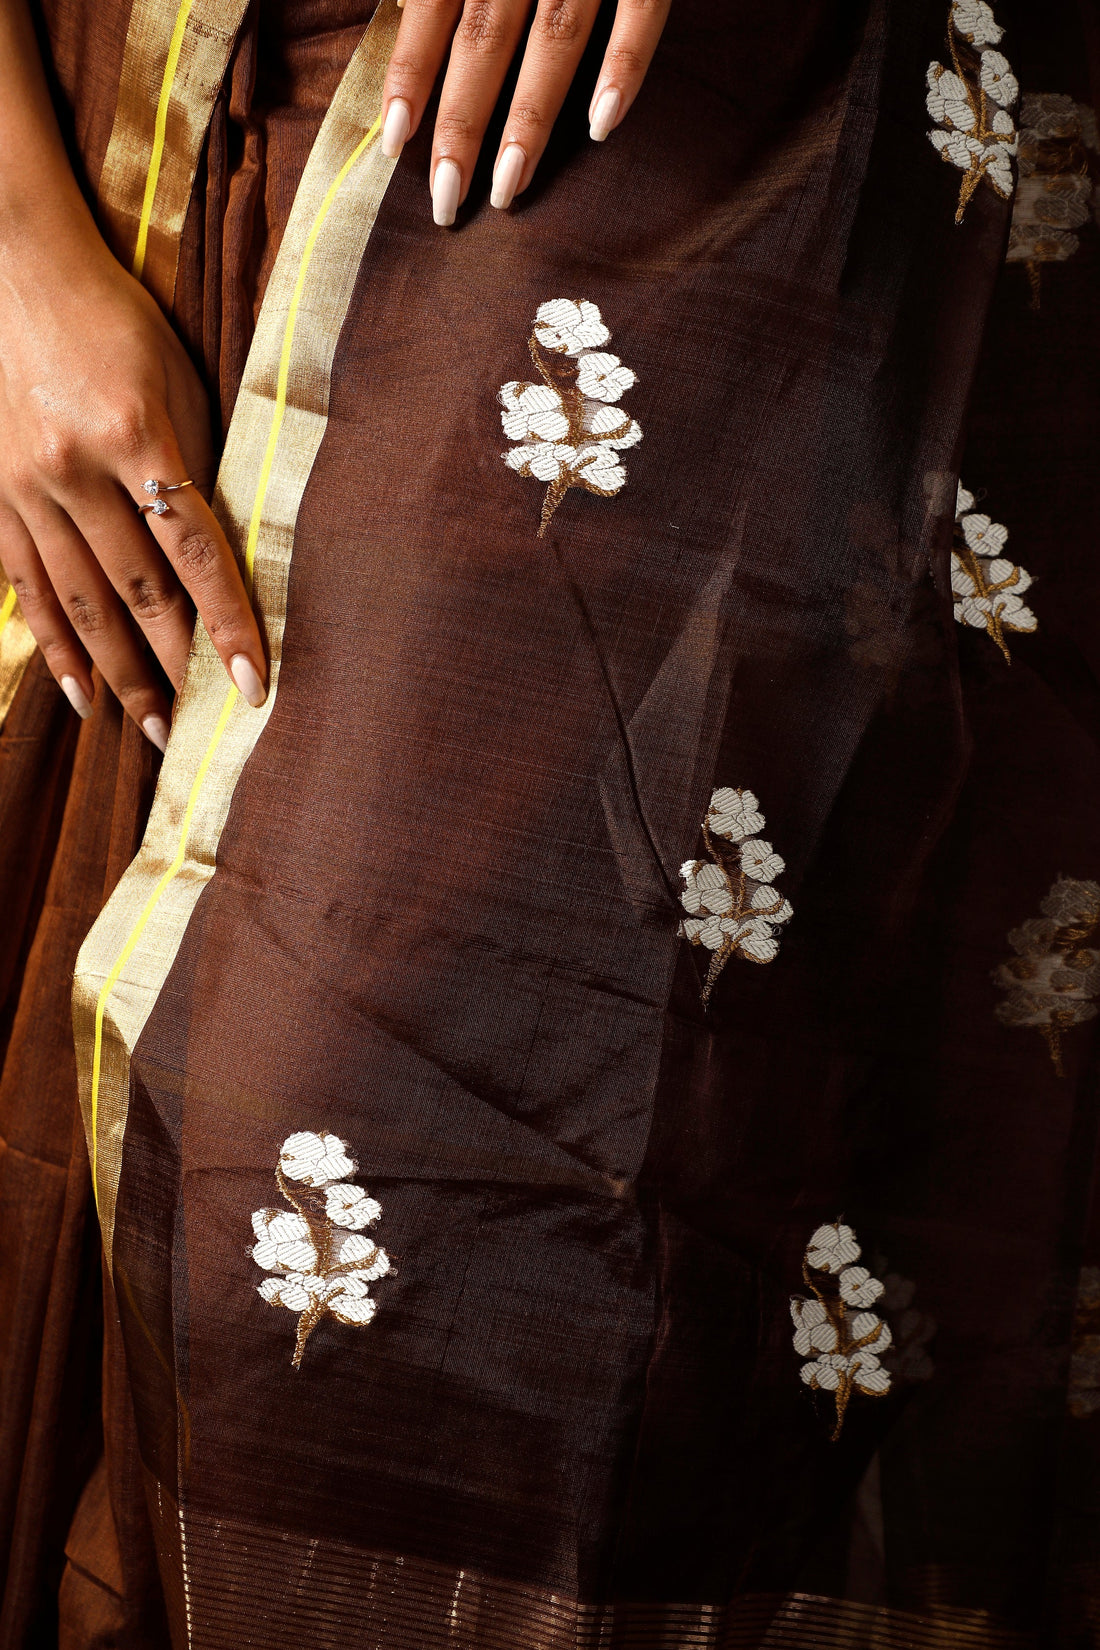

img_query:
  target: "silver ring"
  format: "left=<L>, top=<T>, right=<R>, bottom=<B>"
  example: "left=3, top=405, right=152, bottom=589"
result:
left=137, top=477, right=194, bottom=516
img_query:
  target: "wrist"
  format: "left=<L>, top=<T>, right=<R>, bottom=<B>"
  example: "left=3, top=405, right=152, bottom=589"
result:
left=0, top=188, right=110, bottom=294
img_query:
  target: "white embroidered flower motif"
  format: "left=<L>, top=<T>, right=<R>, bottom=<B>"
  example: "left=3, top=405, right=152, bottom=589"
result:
left=500, top=299, right=642, bottom=536
left=252, top=1130, right=393, bottom=1368
left=1007, top=94, right=1100, bottom=304
left=678, top=786, right=793, bottom=1006
left=950, top=0, right=1002, bottom=44
left=993, top=878, right=1100, bottom=1077
left=805, top=1221, right=862, bottom=1274
left=951, top=481, right=1036, bottom=661
left=792, top=1221, right=893, bottom=1440
left=926, top=2, right=1018, bottom=222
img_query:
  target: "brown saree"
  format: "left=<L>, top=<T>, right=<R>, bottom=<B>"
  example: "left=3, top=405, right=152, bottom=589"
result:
left=2, top=0, right=1100, bottom=1645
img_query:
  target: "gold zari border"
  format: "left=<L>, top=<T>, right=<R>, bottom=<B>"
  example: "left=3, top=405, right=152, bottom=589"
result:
left=143, top=1487, right=1036, bottom=1650
left=0, top=580, right=37, bottom=731
left=97, top=0, right=251, bottom=305
left=73, top=0, right=402, bottom=1268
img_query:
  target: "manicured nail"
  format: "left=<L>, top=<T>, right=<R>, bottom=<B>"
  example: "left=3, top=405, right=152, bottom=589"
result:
left=589, top=87, right=621, bottom=143
left=381, top=98, right=411, bottom=160
left=60, top=674, right=92, bottom=719
left=142, top=714, right=169, bottom=753
left=490, top=144, right=526, bottom=210
left=432, top=159, right=461, bottom=227
left=230, top=653, right=267, bottom=707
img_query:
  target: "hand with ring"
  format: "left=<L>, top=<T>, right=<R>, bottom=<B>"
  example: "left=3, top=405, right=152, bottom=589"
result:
left=380, top=0, right=673, bottom=224
left=0, top=0, right=268, bottom=752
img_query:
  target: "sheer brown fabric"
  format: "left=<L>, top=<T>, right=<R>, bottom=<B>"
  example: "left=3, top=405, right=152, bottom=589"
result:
left=2, top=0, right=1100, bottom=1646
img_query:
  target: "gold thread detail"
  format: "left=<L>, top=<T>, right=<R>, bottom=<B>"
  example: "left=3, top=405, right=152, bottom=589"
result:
left=88, top=111, right=382, bottom=1209
left=131, top=0, right=195, bottom=281
left=0, top=579, right=37, bottom=732
left=243, top=113, right=381, bottom=587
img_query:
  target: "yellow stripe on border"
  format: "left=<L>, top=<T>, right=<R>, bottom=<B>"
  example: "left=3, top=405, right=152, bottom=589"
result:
left=0, top=585, right=16, bottom=636
left=243, top=114, right=382, bottom=588
left=89, top=111, right=384, bottom=1207
left=131, top=0, right=195, bottom=282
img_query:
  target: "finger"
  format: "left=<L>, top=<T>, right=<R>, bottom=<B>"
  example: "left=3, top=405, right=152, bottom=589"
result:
left=121, top=432, right=268, bottom=706
left=429, top=0, right=539, bottom=224
left=586, top=0, right=670, bottom=143
left=28, top=500, right=174, bottom=748
left=0, top=499, right=95, bottom=719
left=489, top=0, right=601, bottom=210
left=66, top=480, right=194, bottom=692
left=380, top=0, right=464, bottom=165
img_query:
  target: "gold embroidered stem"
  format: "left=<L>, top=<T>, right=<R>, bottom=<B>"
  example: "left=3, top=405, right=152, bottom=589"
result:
left=1026, top=261, right=1042, bottom=309
left=539, top=475, right=570, bottom=536
left=957, top=545, right=1019, bottom=663
left=292, top=1301, right=326, bottom=1370
left=1041, top=1021, right=1065, bottom=1078
left=800, top=1257, right=887, bottom=1442
left=530, top=335, right=589, bottom=537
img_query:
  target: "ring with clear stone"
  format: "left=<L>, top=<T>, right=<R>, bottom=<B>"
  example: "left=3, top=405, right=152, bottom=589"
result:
left=136, top=477, right=195, bottom=516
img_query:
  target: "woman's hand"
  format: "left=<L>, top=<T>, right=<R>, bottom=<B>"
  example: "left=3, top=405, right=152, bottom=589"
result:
left=380, top=0, right=672, bottom=224
left=0, top=221, right=268, bottom=748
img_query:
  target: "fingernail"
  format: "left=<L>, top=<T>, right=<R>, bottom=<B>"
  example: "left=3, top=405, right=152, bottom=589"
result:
left=589, top=87, right=621, bottom=143
left=60, top=674, right=92, bottom=719
left=381, top=98, right=411, bottom=160
left=230, top=653, right=267, bottom=707
left=490, top=144, right=526, bottom=210
left=432, top=159, right=461, bottom=227
left=142, top=714, right=169, bottom=753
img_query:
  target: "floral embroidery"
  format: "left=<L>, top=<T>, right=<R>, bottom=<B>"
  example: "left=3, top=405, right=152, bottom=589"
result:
left=1007, top=94, right=1100, bottom=305
left=678, top=787, right=793, bottom=1007
left=951, top=482, right=1036, bottom=661
left=993, top=878, right=1100, bottom=1076
left=1068, top=1267, right=1100, bottom=1419
left=926, top=1, right=1018, bottom=223
left=500, top=299, right=642, bottom=536
left=792, top=1221, right=892, bottom=1441
left=251, top=1130, right=393, bottom=1369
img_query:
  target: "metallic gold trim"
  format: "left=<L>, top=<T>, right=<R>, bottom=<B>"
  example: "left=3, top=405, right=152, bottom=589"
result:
left=0, top=579, right=37, bottom=731
left=73, top=1, right=402, bottom=1268
left=142, top=1495, right=1036, bottom=1650
left=97, top=0, right=251, bottom=306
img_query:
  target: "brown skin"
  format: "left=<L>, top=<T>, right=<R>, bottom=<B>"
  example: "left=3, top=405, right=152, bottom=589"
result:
left=385, top=0, right=672, bottom=209
left=0, top=0, right=268, bottom=741
left=0, top=0, right=671, bottom=744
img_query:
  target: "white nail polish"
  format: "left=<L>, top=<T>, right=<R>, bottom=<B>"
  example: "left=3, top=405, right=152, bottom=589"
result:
left=589, top=87, right=621, bottom=143
left=230, top=653, right=267, bottom=707
left=432, top=159, right=462, bottom=227
left=490, top=144, right=526, bottom=210
left=60, top=674, right=92, bottom=719
left=381, top=98, right=411, bottom=160
left=142, top=714, right=169, bottom=753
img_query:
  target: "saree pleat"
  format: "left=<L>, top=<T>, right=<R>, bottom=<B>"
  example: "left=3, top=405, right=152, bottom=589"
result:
left=2, top=0, right=1100, bottom=1644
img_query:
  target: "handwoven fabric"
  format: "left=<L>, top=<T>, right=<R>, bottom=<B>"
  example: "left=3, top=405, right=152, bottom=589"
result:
left=2, top=1, right=1100, bottom=1646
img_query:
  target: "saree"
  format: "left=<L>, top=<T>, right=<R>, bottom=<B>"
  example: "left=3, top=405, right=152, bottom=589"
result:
left=2, top=0, right=1100, bottom=1644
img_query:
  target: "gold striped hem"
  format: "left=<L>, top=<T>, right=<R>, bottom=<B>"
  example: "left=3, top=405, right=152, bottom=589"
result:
left=97, top=0, right=251, bottom=307
left=0, top=579, right=37, bottom=732
left=142, top=1491, right=1036, bottom=1650
left=72, top=0, right=402, bottom=1269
